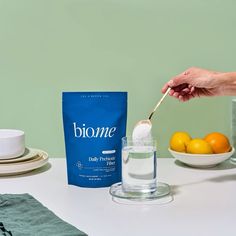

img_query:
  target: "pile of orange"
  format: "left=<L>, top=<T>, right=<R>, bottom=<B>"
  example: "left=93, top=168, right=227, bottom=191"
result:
left=170, top=131, right=231, bottom=154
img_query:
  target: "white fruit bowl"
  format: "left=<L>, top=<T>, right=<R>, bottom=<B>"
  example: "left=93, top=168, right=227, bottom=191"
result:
left=168, top=147, right=235, bottom=168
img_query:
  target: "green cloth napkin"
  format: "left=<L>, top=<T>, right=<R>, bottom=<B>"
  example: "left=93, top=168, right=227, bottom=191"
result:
left=0, top=194, right=87, bottom=236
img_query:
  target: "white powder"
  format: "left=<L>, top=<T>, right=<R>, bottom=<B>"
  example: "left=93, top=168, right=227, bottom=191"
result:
left=132, top=123, right=152, bottom=142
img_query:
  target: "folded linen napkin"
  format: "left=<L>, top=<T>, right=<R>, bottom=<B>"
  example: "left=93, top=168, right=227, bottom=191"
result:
left=0, top=194, right=87, bottom=236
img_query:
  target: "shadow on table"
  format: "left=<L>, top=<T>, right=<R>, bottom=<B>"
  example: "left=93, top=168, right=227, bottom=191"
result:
left=174, top=159, right=236, bottom=170
left=171, top=160, right=236, bottom=195
left=0, top=163, right=52, bottom=179
left=171, top=173, right=236, bottom=195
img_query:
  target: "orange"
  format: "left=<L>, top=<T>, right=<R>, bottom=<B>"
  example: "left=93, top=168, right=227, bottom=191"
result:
left=170, top=131, right=191, bottom=152
left=187, top=139, right=213, bottom=154
left=204, top=132, right=231, bottom=154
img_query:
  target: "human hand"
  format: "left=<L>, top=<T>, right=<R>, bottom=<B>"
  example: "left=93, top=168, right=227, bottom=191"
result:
left=162, top=67, right=224, bottom=102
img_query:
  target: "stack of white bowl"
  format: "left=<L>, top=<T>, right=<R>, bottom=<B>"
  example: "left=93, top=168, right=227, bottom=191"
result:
left=0, top=129, right=49, bottom=176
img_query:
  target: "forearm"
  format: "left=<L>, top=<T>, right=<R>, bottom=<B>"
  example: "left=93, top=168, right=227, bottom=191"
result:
left=215, top=72, right=236, bottom=96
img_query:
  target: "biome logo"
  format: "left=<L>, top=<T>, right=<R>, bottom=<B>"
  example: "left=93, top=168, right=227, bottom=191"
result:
left=73, top=122, right=117, bottom=138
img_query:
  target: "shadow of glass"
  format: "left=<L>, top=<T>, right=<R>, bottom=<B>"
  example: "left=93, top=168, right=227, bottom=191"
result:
left=169, top=185, right=181, bottom=196
left=174, top=159, right=236, bottom=170
left=170, top=169, right=236, bottom=197
left=0, top=163, right=52, bottom=179
left=207, top=173, right=236, bottom=182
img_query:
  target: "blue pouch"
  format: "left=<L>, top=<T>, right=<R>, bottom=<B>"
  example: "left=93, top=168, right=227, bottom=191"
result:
left=62, top=92, right=127, bottom=187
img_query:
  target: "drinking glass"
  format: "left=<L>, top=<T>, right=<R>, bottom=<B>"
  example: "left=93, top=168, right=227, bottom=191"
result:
left=121, top=137, right=157, bottom=194
left=231, top=99, right=236, bottom=162
left=109, top=137, right=170, bottom=201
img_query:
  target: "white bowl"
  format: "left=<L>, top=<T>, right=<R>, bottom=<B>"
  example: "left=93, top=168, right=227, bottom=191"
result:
left=0, top=129, right=25, bottom=159
left=168, top=147, right=235, bottom=168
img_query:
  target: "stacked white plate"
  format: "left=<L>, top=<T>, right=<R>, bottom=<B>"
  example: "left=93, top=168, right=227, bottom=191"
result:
left=0, top=129, right=49, bottom=176
left=0, top=148, right=49, bottom=176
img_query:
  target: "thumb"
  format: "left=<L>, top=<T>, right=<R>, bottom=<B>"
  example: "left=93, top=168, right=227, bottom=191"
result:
left=168, top=74, right=189, bottom=87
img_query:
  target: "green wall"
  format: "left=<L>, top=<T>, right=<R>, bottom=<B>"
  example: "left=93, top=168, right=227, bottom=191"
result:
left=0, top=0, right=235, bottom=157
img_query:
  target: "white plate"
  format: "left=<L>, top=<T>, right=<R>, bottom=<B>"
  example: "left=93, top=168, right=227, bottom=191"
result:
left=0, top=148, right=39, bottom=163
left=168, top=147, right=235, bottom=168
left=0, top=149, right=49, bottom=176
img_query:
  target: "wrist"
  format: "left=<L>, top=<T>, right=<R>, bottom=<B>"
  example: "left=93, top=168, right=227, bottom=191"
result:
left=216, top=72, right=236, bottom=96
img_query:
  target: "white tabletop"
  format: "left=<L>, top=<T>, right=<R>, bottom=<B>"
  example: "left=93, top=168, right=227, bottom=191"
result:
left=2, top=158, right=236, bottom=236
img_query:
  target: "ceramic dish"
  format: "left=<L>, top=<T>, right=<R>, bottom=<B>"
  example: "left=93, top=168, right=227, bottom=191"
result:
left=0, top=129, right=25, bottom=159
left=0, top=149, right=49, bottom=176
left=168, top=147, right=235, bottom=168
left=0, top=148, right=40, bottom=163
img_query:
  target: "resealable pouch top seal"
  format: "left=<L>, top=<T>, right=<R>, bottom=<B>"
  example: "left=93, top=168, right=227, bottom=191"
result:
left=62, top=92, right=127, bottom=188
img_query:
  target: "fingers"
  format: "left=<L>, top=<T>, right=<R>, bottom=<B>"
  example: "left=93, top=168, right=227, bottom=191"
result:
left=190, top=86, right=195, bottom=93
left=169, top=71, right=190, bottom=87
left=161, top=67, right=215, bottom=101
left=162, top=82, right=189, bottom=95
left=162, top=69, right=191, bottom=94
left=161, top=83, right=169, bottom=93
left=172, top=83, right=188, bottom=92
left=169, top=89, right=175, bottom=96
left=162, top=68, right=194, bottom=101
left=162, top=87, right=194, bottom=101
left=178, top=93, right=195, bottom=102
left=168, top=85, right=196, bottom=102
